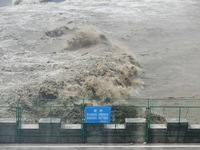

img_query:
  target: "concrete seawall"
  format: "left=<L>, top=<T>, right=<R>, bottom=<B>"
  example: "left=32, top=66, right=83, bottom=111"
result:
left=0, top=118, right=199, bottom=143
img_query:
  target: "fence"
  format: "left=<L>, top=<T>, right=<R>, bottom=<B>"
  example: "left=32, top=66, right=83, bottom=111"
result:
left=0, top=98, right=200, bottom=143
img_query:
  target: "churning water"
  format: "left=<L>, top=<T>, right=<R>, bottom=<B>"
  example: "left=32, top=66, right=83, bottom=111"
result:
left=0, top=0, right=65, bottom=7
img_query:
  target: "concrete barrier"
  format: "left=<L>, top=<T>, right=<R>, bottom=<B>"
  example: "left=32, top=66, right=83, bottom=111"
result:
left=125, top=118, right=146, bottom=143
left=60, top=124, right=82, bottom=143
left=0, top=118, right=17, bottom=143
left=149, top=124, right=167, bottom=143
left=185, top=124, right=200, bottom=143
left=104, top=124, right=126, bottom=143
left=0, top=117, right=200, bottom=143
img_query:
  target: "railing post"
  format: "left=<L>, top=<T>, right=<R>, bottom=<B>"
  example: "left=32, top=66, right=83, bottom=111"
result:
left=81, top=99, right=85, bottom=143
left=145, top=98, right=150, bottom=144
left=16, top=98, right=22, bottom=144
left=178, top=107, right=181, bottom=125
left=50, top=106, right=52, bottom=136
left=178, top=107, right=181, bottom=138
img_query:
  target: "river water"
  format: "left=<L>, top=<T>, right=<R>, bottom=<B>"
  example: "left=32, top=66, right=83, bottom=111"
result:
left=0, top=0, right=65, bottom=7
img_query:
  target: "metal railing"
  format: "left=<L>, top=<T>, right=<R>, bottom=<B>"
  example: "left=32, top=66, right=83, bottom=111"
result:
left=0, top=97, right=200, bottom=143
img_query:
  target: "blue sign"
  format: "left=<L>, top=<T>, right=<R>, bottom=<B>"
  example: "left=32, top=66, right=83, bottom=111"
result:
left=84, top=106, right=111, bottom=124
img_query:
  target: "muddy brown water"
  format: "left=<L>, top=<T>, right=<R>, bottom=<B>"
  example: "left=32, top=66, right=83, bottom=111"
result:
left=0, top=0, right=200, bottom=124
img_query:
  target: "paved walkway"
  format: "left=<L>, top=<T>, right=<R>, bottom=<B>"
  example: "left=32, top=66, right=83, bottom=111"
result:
left=1, top=144, right=200, bottom=150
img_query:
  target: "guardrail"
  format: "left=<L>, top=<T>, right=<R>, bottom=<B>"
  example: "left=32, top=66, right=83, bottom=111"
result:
left=0, top=98, right=200, bottom=143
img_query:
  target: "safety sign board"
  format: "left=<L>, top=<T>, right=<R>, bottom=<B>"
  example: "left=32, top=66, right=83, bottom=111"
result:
left=84, top=106, right=111, bottom=124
